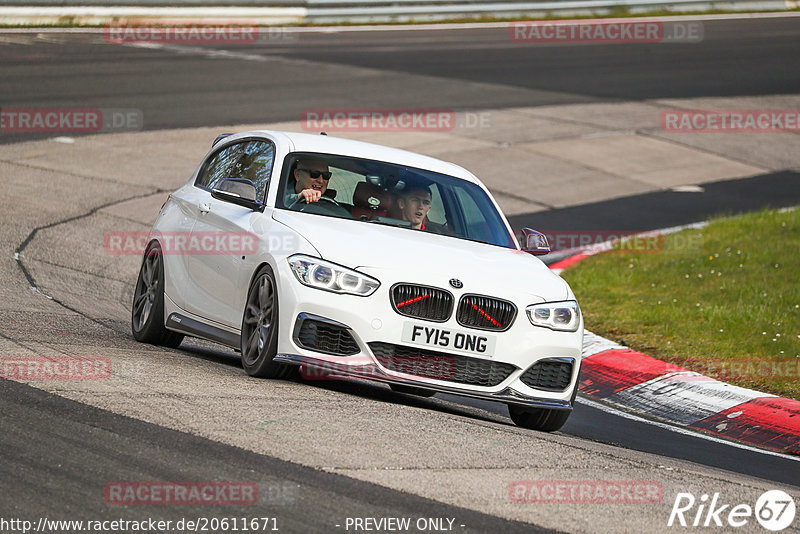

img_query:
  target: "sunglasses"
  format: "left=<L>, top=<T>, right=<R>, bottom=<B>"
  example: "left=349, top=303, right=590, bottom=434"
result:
left=298, top=168, right=332, bottom=180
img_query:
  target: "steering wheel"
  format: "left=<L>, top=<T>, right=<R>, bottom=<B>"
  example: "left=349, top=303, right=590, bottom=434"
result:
left=289, top=194, right=339, bottom=209
left=290, top=194, right=353, bottom=218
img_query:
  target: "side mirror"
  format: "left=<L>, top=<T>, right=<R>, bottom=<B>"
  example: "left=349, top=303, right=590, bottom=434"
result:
left=212, top=133, right=232, bottom=147
left=211, top=179, right=261, bottom=211
left=516, top=228, right=550, bottom=256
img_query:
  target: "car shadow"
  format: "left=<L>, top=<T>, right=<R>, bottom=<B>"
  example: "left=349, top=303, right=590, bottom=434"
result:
left=175, top=339, right=509, bottom=426
left=298, top=378, right=510, bottom=426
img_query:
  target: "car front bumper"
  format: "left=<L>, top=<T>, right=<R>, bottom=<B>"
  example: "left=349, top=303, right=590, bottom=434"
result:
left=274, top=350, right=576, bottom=410
left=274, top=258, right=583, bottom=410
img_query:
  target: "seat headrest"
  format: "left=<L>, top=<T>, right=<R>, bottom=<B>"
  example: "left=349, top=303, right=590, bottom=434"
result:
left=353, top=182, right=391, bottom=210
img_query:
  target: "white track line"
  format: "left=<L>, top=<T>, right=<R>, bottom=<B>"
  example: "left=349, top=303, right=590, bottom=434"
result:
left=1, top=11, right=800, bottom=33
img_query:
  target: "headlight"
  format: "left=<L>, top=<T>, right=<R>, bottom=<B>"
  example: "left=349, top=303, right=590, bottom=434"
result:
left=526, top=300, right=580, bottom=332
left=288, top=255, right=380, bottom=296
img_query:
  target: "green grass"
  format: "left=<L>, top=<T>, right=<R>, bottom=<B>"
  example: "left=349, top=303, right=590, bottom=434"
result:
left=562, top=207, right=800, bottom=400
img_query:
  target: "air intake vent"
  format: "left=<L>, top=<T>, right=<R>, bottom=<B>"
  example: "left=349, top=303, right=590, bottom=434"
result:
left=295, top=316, right=359, bottom=356
left=520, top=359, right=573, bottom=391
left=456, top=294, right=516, bottom=331
left=369, top=342, right=516, bottom=387
left=391, top=284, right=453, bottom=322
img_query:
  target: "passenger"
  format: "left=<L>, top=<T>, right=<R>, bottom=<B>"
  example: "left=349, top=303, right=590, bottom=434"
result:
left=396, top=184, right=433, bottom=230
left=286, top=158, right=333, bottom=205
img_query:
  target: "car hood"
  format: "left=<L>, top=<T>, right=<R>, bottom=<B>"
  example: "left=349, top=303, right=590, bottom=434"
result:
left=272, top=210, right=571, bottom=303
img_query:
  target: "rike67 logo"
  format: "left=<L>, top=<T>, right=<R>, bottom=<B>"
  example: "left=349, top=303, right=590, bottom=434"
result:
left=668, top=490, right=796, bottom=531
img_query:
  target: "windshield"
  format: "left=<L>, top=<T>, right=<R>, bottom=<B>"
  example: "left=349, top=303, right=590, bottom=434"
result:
left=276, top=152, right=515, bottom=249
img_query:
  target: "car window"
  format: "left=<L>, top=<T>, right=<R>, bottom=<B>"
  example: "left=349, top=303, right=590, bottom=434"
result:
left=227, top=141, right=274, bottom=202
left=327, top=168, right=362, bottom=207
left=452, top=186, right=503, bottom=244
left=426, top=184, right=446, bottom=225
left=196, top=145, right=238, bottom=191
left=196, top=140, right=275, bottom=202
left=277, top=152, right=515, bottom=249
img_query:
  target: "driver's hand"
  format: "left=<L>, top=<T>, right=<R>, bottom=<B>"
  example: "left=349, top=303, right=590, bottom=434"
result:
left=300, top=189, right=322, bottom=203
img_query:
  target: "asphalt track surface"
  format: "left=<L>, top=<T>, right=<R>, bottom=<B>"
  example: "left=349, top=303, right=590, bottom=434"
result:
left=1, top=17, right=799, bottom=143
left=1, top=379, right=552, bottom=534
left=2, top=16, right=800, bottom=533
left=510, top=170, right=800, bottom=232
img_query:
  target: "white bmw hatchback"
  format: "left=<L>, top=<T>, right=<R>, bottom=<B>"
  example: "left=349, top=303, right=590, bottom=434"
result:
left=132, top=130, right=583, bottom=431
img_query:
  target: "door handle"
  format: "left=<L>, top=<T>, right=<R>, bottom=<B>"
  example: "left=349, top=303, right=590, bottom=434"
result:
left=199, top=202, right=211, bottom=214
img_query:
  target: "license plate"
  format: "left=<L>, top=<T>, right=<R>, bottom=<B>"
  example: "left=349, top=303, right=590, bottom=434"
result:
left=401, top=322, right=496, bottom=357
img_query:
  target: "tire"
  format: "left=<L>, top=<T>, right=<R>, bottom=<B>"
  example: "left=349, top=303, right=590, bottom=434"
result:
left=131, top=242, right=184, bottom=348
left=240, top=265, right=296, bottom=379
left=508, top=404, right=571, bottom=432
left=389, top=384, right=436, bottom=397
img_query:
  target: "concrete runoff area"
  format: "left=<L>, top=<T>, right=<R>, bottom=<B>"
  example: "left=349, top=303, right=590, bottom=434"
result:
left=2, top=96, right=800, bottom=533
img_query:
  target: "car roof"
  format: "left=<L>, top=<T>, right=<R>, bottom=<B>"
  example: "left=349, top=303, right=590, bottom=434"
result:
left=234, top=130, right=482, bottom=185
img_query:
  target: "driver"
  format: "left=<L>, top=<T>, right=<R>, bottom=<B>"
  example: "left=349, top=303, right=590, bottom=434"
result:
left=287, top=158, right=334, bottom=205
left=397, top=184, right=432, bottom=230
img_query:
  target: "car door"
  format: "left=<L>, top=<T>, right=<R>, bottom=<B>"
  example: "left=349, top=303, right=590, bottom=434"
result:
left=160, top=142, right=241, bottom=311
left=184, top=139, right=276, bottom=329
